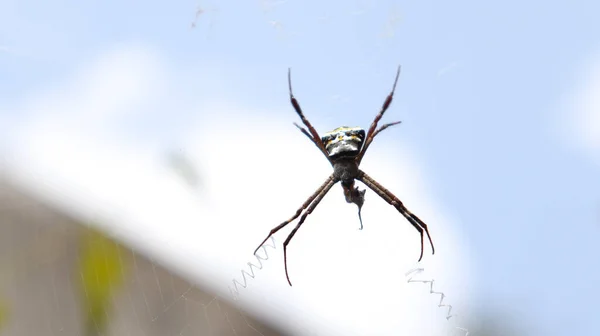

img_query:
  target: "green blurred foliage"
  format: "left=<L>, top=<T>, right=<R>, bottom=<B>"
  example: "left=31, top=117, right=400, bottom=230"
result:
left=0, top=298, right=8, bottom=331
left=77, top=228, right=128, bottom=336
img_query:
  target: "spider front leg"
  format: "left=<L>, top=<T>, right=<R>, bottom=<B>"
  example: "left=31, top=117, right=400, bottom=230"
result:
left=253, top=175, right=335, bottom=255
left=357, top=170, right=435, bottom=261
left=282, top=178, right=337, bottom=286
left=253, top=175, right=338, bottom=286
left=357, top=65, right=402, bottom=164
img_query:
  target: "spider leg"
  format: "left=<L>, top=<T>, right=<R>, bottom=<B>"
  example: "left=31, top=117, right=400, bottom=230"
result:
left=357, top=170, right=435, bottom=261
left=357, top=66, right=402, bottom=164
left=372, top=120, right=402, bottom=139
left=253, top=175, right=335, bottom=256
left=288, top=68, right=331, bottom=160
left=293, top=122, right=319, bottom=147
left=294, top=123, right=334, bottom=163
left=283, top=177, right=337, bottom=286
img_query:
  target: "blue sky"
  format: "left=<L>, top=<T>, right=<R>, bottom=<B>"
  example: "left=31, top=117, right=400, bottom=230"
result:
left=2, top=0, right=600, bottom=335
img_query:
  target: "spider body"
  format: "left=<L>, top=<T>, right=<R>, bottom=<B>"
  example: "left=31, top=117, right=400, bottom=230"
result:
left=321, top=126, right=366, bottom=159
left=332, top=157, right=360, bottom=182
left=254, top=66, right=435, bottom=286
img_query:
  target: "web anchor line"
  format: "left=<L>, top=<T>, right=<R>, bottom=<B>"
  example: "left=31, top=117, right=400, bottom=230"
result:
left=405, top=268, right=469, bottom=336
left=229, top=237, right=277, bottom=300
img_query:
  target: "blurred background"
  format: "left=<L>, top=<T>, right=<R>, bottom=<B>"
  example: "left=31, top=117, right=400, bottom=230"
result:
left=1, top=0, right=600, bottom=335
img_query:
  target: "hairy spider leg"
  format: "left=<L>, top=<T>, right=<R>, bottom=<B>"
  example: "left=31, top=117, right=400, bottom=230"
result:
left=253, top=175, right=336, bottom=256
left=293, top=122, right=318, bottom=147
left=283, top=177, right=337, bottom=286
left=357, top=66, right=402, bottom=164
left=372, top=120, right=403, bottom=139
left=287, top=69, right=331, bottom=161
left=357, top=170, right=435, bottom=261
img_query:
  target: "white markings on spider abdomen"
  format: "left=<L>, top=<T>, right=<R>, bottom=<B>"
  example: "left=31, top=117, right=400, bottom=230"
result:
left=321, top=126, right=366, bottom=158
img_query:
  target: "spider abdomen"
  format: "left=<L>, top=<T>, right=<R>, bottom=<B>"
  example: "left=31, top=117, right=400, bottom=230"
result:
left=321, top=126, right=366, bottom=159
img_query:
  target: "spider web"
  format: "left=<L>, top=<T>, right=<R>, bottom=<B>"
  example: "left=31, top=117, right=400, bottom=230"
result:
left=0, top=170, right=286, bottom=335
left=0, top=170, right=471, bottom=336
left=0, top=1, right=472, bottom=335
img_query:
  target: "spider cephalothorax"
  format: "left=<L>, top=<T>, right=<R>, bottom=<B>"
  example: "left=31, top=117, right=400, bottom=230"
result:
left=254, top=66, right=435, bottom=286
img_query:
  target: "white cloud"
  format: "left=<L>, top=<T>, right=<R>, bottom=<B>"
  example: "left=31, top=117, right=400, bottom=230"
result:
left=6, top=43, right=166, bottom=147
left=2, top=44, right=472, bottom=336
left=559, top=54, right=600, bottom=163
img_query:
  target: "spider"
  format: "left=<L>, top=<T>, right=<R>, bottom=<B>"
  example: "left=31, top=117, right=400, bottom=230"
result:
left=253, top=66, right=435, bottom=286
